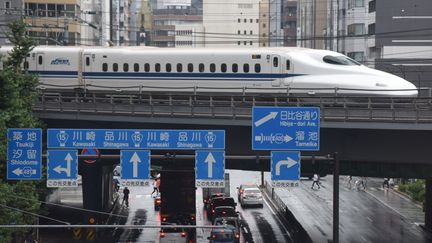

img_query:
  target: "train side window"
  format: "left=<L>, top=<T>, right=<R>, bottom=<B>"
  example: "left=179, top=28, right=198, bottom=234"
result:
left=221, top=63, right=227, bottom=73
left=210, top=63, right=216, bottom=73
left=166, top=63, right=172, bottom=72
left=273, top=57, right=278, bottom=67
left=232, top=63, right=238, bottom=73
left=188, top=63, right=193, bottom=72
left=102, top=63, right=108, bottom=72
left=144, top=63, right=150, bottom=72
left=38, top=56, right=43, bottom=65
left=123, top=63, right=129, bottom=72
left=286, top=60, right=290, bottom=70
left=177, top=63, right=182, bottom=72
left=86, top=57, right=90, bottom=66
left=113, top=63, right=118, bottom=72
left=155, top=63, right=161, bottom=72
left=134, top=63, right=139, bottom=72
left=243, top=63, right=249, bottom=73
left=199, top=63, right=204, bottom=72
left=255, top=64, right=261, bottom=73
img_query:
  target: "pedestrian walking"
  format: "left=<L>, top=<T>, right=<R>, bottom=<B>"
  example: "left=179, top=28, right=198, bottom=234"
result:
left=359, top=177, right=367, bottom=190
left=151, top=178, right=159, bottom=197
left=123, top=187, right=130, bottom=207
left=346, top=175, right=353, bottom=189
left=383, top=178, right=389, bottom=188
left=311, top=174, right=320, bottom=189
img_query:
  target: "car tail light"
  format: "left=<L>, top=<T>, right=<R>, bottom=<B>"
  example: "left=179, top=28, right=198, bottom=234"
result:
left=222, top=211, right=226, bottom=214
left=160, top=231, right=165, bottom=238
left=181, top=232, right=186, bottom=237
left=204, top=199, right=207, bottom=203
left=236, top=233, right=240, bottom=239
left=240, top=189, right=244, bottom=193
left=212, top=209, right=215, bottom=213
left=162, top=217, right=167, bottom=222
left=191, top=216, right=195, bottom=221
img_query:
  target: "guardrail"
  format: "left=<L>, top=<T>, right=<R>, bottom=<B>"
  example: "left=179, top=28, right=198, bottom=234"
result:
left=34, top=90, right=432, bottom=123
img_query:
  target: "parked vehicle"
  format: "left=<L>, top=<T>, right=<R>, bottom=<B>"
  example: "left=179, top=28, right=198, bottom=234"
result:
left=239, top=187, right=263, bottom=208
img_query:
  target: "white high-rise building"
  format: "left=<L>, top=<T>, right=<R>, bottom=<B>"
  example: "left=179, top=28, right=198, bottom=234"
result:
left=203, top=0, right=260, bottom=47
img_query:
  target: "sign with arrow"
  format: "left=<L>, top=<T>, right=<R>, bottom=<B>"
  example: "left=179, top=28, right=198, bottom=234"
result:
left=195, top=151, right=225, bottom=188
left=271, top=151, right=301, bottom=188
left=47, top=150, right=78, bottom=187
left=252, top=106, right=320, bottom=151
left=7, top=128, right=42, bottom=180
left=120, top=150, right=151, bottom=187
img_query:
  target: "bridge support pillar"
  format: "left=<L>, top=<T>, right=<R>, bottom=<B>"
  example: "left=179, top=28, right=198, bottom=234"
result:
left=426, top=179, right=432, bottom=232
left=81, top=161, right=104, bottom=225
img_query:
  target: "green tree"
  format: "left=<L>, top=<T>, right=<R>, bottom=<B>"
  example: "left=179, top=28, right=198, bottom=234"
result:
left=0, top=19, right=43, bottom=242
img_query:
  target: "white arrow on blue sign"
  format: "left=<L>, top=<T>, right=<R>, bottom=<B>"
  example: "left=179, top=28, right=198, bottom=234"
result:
left=195, top=151, right=225, bottom=188
left=271, top=151, right=301, bottom=188
left=120, top=150, right=151, bottom=187
left=252, top=106, right=320, bottom=151
left=7, top=128, right=42, bottom=180
left=47, top=150, right=78, bottom=187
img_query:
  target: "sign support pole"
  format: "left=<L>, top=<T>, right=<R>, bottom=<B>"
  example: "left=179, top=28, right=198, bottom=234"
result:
left=333, top=152, right=339, bottom=243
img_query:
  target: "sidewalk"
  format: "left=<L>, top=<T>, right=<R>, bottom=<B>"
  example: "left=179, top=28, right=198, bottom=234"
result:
left=266, top=174, right=428, bottom=243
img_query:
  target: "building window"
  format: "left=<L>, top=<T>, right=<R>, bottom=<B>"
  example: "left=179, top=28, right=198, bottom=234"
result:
left=166, top=63, right=171, bottom=72
left=232, top=64, right=238, bottom=73
left=238, top=30, right=240, bottom=35
left=221, top=63, right=227, bottom=73
left=368, top=23, right=375, bottom=35
left=113, top=63, right=118, bottom=72
left=254, top=64, right=261, bottom=73
left=5, top=1, right=11, bottom=9
left=86, top=57, right=90, bottom=66
left=244, top=41, right=247, bottom=45
left=210, top=63, right=216, bottom=73
left=244, top=19, right=247, bottom=23
left=188, top=63, right=193, bottom=72
left=243, top=64, right=249, bottom=73
left=244, top=30, right=247, bottom=35
left=250, top=19, right=253, bottom=23
left=256, top=19, right=259, bottom=23
left=238, top=18, right=241, bottom=23
left=250, top=41, right=253, bottom=45
left=134, top=63, right=139, bottom=72
left=177, top=63, right=182, bottom=72
left=263, top=23, right=266, bottom=28
left=368, top=0, right=376, bottom=13
left=38, top=3, right=46, bottom=17
left=348, top=23, right=365, bottom=36
left=349, top=0, right=364, bottom=8
left=102, top=63, right=108, bottom=72
left=155, top=63, right=161, bottom=72
left=238, top=41, right=241, bottom=45
left=347, top=52, right=364, bottom=63
left=47, top=4, right=56, bottom=17
left=144, top=63, right=150, bottom=72
left=123, top=63, right=129, bottom=72
left=199, top=63, right=204, bottom=72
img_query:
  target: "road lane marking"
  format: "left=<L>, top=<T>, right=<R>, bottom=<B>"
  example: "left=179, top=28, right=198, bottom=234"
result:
left=262, top=193, right=290, bottom=234
left=367, top=217, right=373, bottom=222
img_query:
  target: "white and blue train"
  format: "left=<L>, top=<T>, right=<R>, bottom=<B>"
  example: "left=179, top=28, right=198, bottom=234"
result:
left=0, top=46, right=418, bottom=96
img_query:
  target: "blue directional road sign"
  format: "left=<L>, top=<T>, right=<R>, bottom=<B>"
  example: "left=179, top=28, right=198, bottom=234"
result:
left=47, top=150, right=78, bottom=187
left=195, top=151, right=225, bottom=188
left=47, top=129, right=225, bottom=150
left=252, top=106, right=320, bottom=151
left=271, top=151, right=301, bottom=188
left=7, top=128, right=42, bottom=180
left=120, top=150, right=151, bottom=187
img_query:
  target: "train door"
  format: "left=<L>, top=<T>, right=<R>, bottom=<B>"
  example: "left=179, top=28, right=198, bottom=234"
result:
left=36, top=53, right=44, bottom=71
left=271, top=55, right=282, bottom=86
left=82, top=53, right=92, bottom=88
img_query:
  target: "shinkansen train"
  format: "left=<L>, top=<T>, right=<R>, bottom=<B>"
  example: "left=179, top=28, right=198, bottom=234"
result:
left=0, top=46, right=418, bottom=96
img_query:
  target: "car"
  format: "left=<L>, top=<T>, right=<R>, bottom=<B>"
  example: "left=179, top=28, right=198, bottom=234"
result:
left=159, top=225, right=188, bottom=243
left=239, top=187, right=263, bottom=208
left=212, top=206, right=238, bottom=223
left=207, top=197, right=236, bottom=220
left=213, top=217, right=241, bottom=242
left=154, top=195, right=161, bottom=210
left=208, top=226, right=237, bottom=243
left=205, top=192, right=226, bottom=205
left=236, top=184, right=258, bottom=202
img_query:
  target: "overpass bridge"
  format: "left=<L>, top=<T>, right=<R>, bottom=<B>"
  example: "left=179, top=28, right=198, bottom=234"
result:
left=33, top=90, right=432, bottom=232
